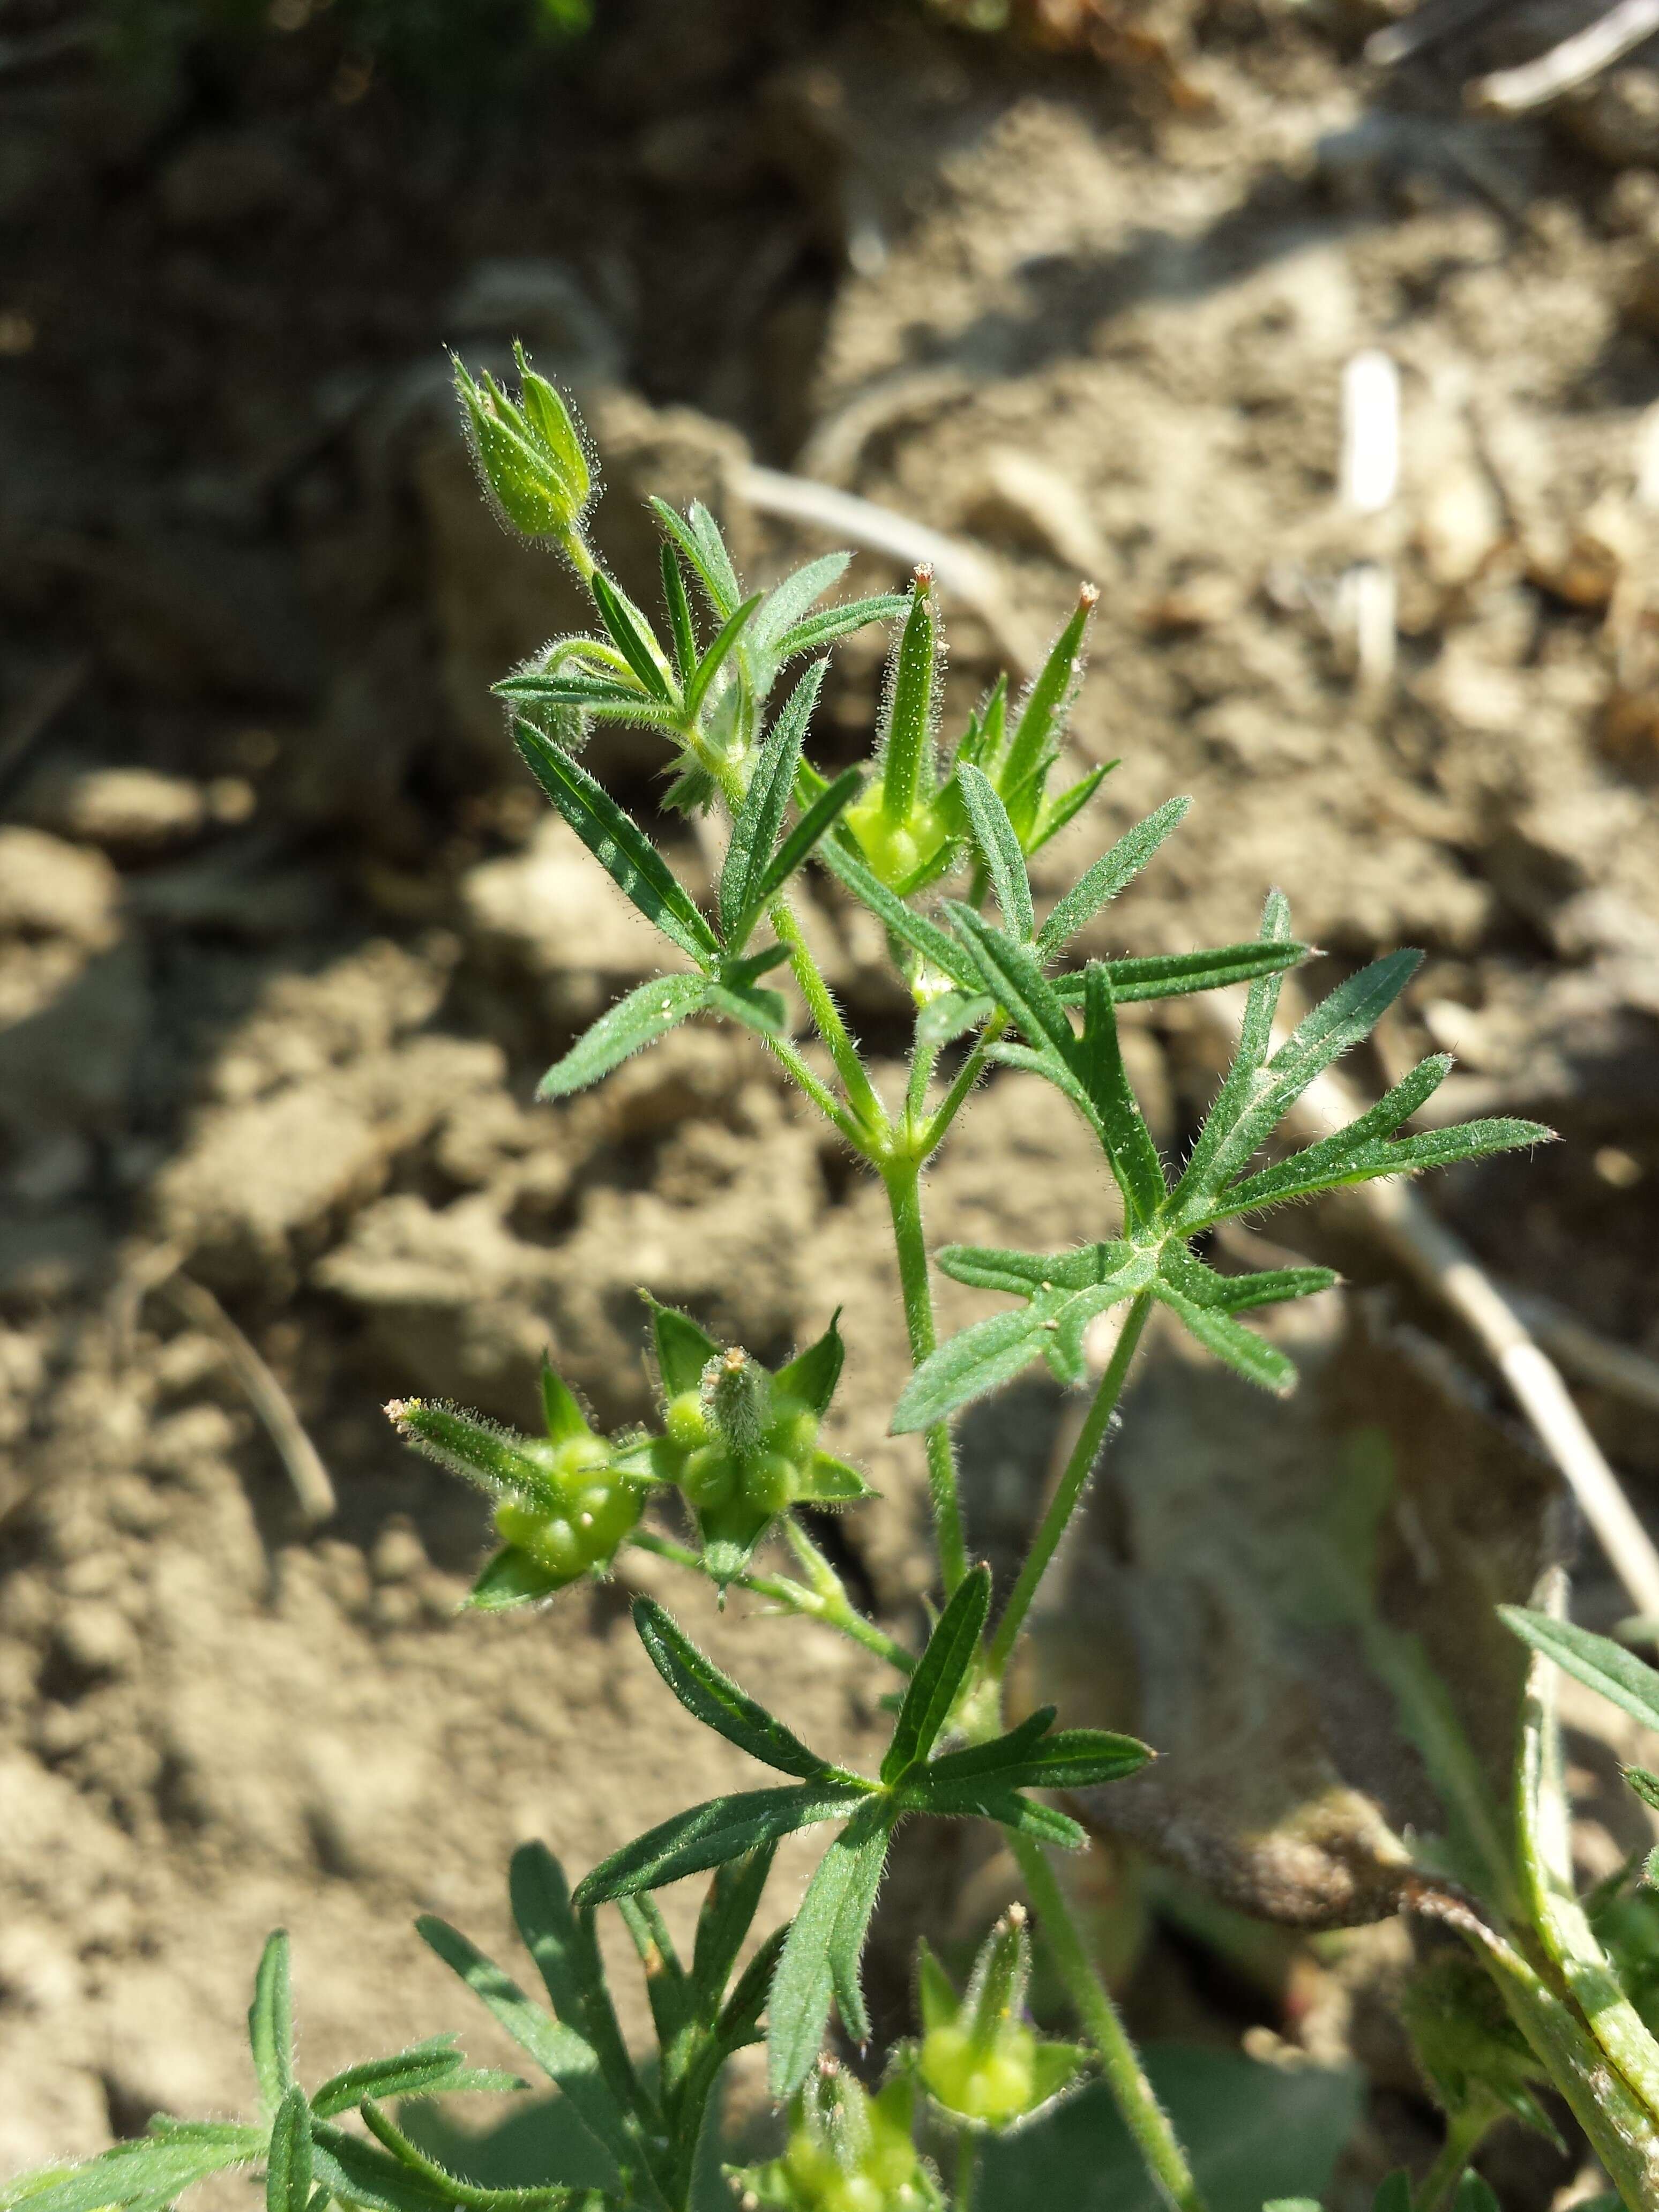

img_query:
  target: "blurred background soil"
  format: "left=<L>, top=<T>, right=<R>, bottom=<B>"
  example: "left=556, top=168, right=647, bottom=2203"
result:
left=3, top=0, right=1659, bottom=2195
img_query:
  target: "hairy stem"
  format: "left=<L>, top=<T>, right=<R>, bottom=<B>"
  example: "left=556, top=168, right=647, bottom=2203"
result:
left=769, top=896, right=886, bottom=1142
left=1012, top=1833, right=1207, bottom=2212
left=884, top=1156, right=970, bottom=1594
left=1416, top=2100, right=1497, bottom=2212
left=920, top=1014, right=1006, bottom=1160
left=955, top=2127, right=979, bottom=2212
left=988, top=1294, right=1151, bottom=1677
left=626, top=1531, right=911, bottom=1673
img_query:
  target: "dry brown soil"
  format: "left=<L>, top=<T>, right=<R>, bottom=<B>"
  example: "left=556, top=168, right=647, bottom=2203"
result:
left=4, top=0, right=1659, bottom=2195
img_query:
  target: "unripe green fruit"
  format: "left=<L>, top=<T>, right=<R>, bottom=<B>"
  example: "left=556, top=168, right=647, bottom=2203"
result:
left=764, top=1399, right=819, bottom=1463
left=666, top=1391, right=708, bottom=1449
left=845, top=799, right=920, bottom=889
left=750, top=1451, right=798, bottom=1516
left=682, top=1445, right=737, bottom=1509
left=920, top=2023, right=1037, bottom=2125
left=494, top=1467, right=640, bottom=1585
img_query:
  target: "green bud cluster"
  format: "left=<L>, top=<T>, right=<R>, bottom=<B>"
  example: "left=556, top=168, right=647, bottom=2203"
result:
left=733, top=2065, right=941, bottom=2212
left=645, top=1297, right=871, bottom=1586
left=910, top=1910, right=1088, bottom=2131
left=453, top=342, right=592, bottom=547
left=386, top=1364, right=646, bottom=1610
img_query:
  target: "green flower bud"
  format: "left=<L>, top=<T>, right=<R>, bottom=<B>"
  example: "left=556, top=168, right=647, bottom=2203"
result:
left=910, top=1912, right=1088, bottom=2133
left=386, top=1366, right=644, bottom=1606
left=453, top=342, right=592, bottom=545
left=731, top=2065, right=940, bottom=2211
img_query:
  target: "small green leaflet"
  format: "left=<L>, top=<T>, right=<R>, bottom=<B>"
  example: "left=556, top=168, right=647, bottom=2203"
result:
left=265, top=2088, right=311, bottom=2212
left=249, top=1928, right=295, bottom=2114
left=507, top=1842, right=645, bottom=2122
left=1035, top=797, right=1190, bottom=956
left=720, top=661, right=828, bottom=946
left=1500, top=1608, right=1659, bottom=1739
left=881, top=1565, right=991, bottom=1783
left=513, top=723, right=719, bottom=968
left=574, top=1785, right=872, bottom=1907
left=309, top=2036, right=520, bottom=2119
left=684, top=593, right=765, bottom=723
left=956, top=765, right=1034, bottom=943
left=537, top=974, right=709, bottom=1100
left=415, top=1915, right=638, bottom=2190
left=632, top=1597, right=850, bottom=1784
left=767, top=1798, right=895, bottom=2096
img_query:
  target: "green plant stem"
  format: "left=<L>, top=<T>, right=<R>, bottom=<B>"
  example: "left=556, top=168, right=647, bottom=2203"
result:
left=883, top=1156, right=969, bottom=1595
left=626, top=1531, right=912, bottom=1673
left=988, top=1294, right=1151, bottom=1677
left=1011, top=1832, right=1206, bottom=2212
left=765, top=1030, right=865, bottom=1150
left=1416, top=2101, right=1497, bottom=2212
left=955, top=2127, right=978, bottom=2212
left=769, top=896, right=886, bottom=1141
left=920, top=1014, right=1006, bottom=1158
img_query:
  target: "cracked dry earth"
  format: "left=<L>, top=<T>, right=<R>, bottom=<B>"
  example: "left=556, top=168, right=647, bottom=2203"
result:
left=4, top=0, right=1659, bottom=2196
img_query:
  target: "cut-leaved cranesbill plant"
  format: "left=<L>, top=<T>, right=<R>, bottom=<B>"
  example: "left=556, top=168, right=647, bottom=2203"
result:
left=2, top=353, right=1555, bottom=2212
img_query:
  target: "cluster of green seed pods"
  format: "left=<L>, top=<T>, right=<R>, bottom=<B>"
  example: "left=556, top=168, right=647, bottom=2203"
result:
left=385, top=1296, right=869, bottom=1608
left=644, top=1296, right=870, bottom=1585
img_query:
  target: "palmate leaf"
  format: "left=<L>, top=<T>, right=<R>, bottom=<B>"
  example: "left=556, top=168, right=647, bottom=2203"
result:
left=881, top=1565, right=991, bottom=1783
left=513, top=723, right=720, bottom=969
left=574, top=1784, right=872, bottom=1907
left=767, top=1798, right=896, bottom=2095
left=632, top=1597, right=848, bottom=1782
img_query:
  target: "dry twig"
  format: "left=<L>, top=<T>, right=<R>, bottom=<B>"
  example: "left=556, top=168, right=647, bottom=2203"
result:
left=118, top=1245, right=337, bottom=1527
left=1466, top=0, right=1659, bottom=111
